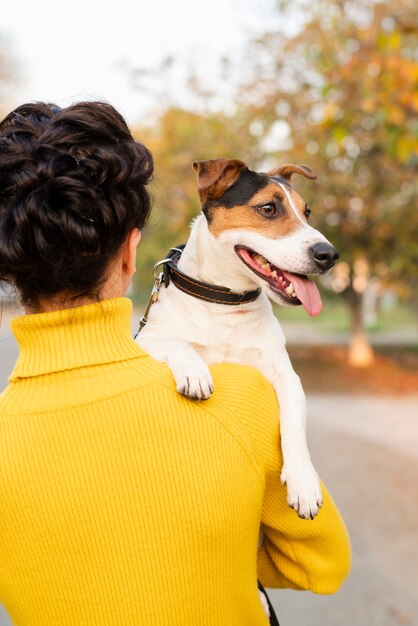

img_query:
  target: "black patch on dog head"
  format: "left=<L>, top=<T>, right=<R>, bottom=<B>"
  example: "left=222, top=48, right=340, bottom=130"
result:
left=269, top=175, right=293, bottom=190
left=202, top=169, right=270, bottom=221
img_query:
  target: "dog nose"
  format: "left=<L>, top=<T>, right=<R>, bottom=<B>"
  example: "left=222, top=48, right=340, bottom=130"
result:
left=310, top=242, right=340, bottom=270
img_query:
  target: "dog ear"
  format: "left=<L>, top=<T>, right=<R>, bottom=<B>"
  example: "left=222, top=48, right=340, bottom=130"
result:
left=268, top=164, right=318, bottom=181
left=192, top=158, right=247, bottom=198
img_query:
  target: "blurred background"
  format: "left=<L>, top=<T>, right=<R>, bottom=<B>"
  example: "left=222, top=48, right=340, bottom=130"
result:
left=0, top=0, right=417, bottom=624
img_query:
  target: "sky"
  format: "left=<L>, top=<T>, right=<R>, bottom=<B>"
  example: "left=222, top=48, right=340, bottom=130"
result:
left=1, top=0, right=278, bottom=126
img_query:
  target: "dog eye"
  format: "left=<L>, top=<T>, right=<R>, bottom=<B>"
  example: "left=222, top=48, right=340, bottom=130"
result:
left=305, top=206, right=311, bottom=219
left=257, top=204, right=278, bottom=218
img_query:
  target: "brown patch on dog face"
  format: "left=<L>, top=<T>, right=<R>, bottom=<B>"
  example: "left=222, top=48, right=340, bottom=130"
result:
left=208, top=179, right=309, bottom=238
left=193, top=158, right=247, bottom=202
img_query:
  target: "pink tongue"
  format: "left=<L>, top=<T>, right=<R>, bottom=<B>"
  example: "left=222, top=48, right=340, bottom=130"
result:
left=283, top=272, right=323, bottom=316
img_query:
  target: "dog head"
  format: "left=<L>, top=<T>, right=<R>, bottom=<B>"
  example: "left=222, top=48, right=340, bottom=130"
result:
left=192, top=158, right=339, bottom=316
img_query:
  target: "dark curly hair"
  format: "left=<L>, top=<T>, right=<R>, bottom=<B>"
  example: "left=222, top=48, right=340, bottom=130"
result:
left=0, top=100, right=154, bottom=307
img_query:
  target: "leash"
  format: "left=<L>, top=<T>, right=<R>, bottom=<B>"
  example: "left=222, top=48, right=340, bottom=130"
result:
left=258, top=581, right=280, bottom=625
left=134, top=244, right=261, bottom=337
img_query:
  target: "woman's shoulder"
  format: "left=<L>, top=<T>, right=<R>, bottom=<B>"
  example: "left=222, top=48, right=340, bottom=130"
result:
left=209, top=362, right=278, bottom=417
left=208, top=363, right=281, bottom=467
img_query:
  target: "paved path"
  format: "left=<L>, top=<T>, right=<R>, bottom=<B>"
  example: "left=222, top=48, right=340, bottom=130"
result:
left=281, top=321, right=418, bottom=346
left=1, top=317, right=417, bottom=625
left=270, top=395, right=418, bottom=626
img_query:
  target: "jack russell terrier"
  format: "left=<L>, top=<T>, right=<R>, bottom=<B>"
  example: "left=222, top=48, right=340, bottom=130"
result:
left=136, top=158, right=339, bottom=521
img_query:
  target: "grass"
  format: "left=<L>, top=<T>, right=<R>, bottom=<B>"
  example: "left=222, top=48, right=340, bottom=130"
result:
left=274, top=302, right=350, bottom=331
left=274, top=301, right=417, bottom=334
left=365, top=306, right=418, bottom=333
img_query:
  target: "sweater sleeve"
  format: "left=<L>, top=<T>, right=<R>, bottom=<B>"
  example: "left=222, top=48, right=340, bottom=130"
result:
left=210, top=363, right=351, bottom=594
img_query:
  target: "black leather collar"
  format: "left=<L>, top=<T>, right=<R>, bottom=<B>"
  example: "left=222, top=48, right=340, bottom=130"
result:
left=161, top=244, right=261, bottom=305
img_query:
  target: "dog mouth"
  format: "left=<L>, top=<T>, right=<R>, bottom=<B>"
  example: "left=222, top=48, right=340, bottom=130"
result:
left=234, top=245, right=322, bottom=316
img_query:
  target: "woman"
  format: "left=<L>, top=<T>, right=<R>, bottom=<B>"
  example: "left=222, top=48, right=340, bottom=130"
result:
left=0, top=101, right=350, bottom=625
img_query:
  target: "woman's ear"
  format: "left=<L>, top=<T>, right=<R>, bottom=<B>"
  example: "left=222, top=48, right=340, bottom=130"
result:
left=123, top=228, right=142, bottom=277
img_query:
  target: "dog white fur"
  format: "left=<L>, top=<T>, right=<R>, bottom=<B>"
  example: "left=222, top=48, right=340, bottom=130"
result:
left=136, top=160, right=337, bottom=520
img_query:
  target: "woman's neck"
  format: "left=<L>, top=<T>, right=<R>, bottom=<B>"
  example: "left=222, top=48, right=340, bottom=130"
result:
left=25, top=265, right=128, bottom=314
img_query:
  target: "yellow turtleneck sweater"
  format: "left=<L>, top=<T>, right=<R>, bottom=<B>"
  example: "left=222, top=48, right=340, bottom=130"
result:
left=0, top=297, right=350, bottom=625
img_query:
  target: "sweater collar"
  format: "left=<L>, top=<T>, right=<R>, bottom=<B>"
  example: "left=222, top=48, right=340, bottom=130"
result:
left=9, top=297, right=145, bottom=381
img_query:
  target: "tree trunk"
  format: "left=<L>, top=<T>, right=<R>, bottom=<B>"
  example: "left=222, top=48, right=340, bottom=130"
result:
left=344, top=285, right=375, bottom=367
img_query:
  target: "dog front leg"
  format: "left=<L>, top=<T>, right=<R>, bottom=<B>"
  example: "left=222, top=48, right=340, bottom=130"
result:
left=260, top=350, right=323, bottom=520
left=139, top=335, right=214, bottom=401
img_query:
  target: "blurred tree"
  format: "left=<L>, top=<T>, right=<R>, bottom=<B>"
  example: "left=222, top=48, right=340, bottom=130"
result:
left=234, top=0, right=418, bottom=365
left=131, top=0, right=418, bottom=365
left=0, top=34, right=19, bottom=115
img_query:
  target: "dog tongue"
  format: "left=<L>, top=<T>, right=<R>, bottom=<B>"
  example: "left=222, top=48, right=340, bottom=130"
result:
left=282, top=272, right=323, bottom=316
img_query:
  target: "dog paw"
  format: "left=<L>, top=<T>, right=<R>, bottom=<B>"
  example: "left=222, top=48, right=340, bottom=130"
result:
left=281, top=462, right=323, bottom=520
left=174, top=367, right=214, bottom=401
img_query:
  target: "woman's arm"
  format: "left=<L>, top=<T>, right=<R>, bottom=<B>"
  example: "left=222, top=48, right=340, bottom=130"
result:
left=211, top=363, right=351, bottom=593
left=258, top=480, right=351, bottom=592
left=253, top=372, right=351, bottom=592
